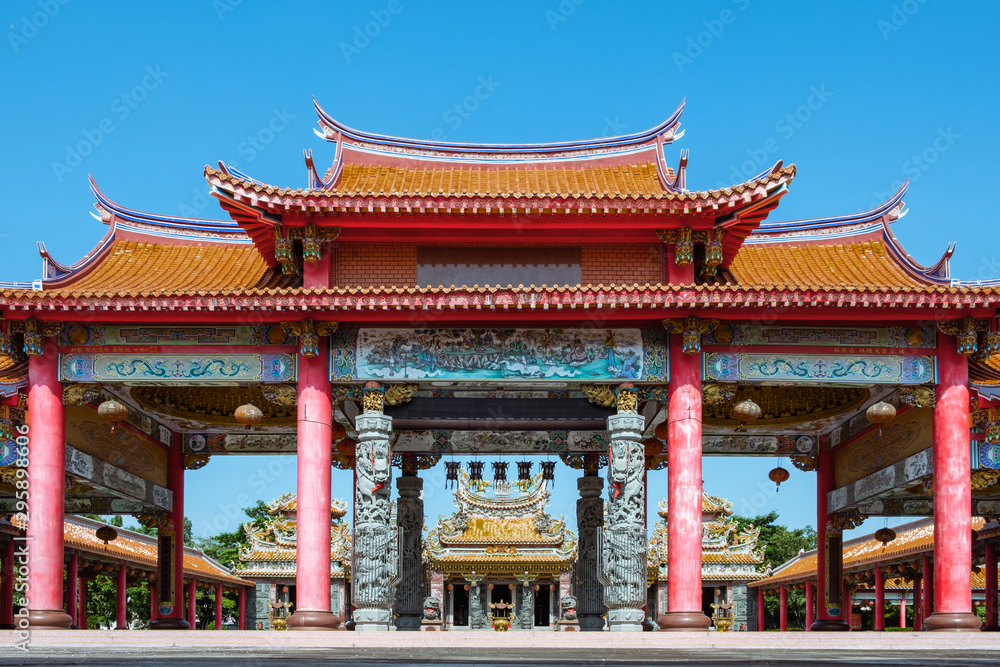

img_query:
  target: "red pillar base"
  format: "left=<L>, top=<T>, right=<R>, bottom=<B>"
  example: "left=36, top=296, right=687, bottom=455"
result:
left=923, top=612, right=982, bottom=632
left=656, top=610, right=711, bottom=632
left=150, top=618, right=190, bottom=630
left=286, top=610, right=341, bottom=631
left=810, top=618, right=849, bottom=631
left=27, top=609, right=72, bottom=629
left=982, top=625, right=1000, bottom=632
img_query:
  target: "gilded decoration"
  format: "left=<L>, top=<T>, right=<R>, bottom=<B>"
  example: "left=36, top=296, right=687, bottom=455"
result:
left=581, top=384, right=615, bottom=407
left=280, top=319, right=337, bottom=358
left=703, top=383, right=737, bottom=406
left=702, top=386, right=869, bottom=429
left=384, top=383, right=418, bottom=406
left=704, top=352, right=936, bottom=385
left=937, top=317, right=989, bottom=357
left=662, top=316, right=719, bottom=355
left=130, top=386, right=295, bottom=428
left=898, top=386, right=935, bottom=409
left=59, top=324, right=296, bottom=348
left=616, top=387, right=638, bottom=414
left=62, top=383, right=101, bottom=406
left=261, top=384, right=296, bottom=407
left=834, top=408, right=932, bottom=489
left=971, top=468, right=1000, bottom=492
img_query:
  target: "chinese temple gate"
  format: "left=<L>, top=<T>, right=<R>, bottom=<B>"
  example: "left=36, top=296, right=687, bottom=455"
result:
left=3, top=97, right=1000, bottom=633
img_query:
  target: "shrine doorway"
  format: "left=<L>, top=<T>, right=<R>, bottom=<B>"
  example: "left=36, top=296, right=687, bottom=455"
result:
left=701, top=587, right=715, bottom=622
left=534, top=585, right=550, bottom=626
left=452, top=585, right=469, bottom=627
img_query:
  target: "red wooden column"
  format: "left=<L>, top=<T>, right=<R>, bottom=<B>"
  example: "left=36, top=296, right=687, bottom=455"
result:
left=805, top=580, right=814, bottom=630
left=812, top=433, right=848, bottom=630
left=874, top=565, right=886, bottom=631
left=78, top=576, right=88, bottom=629
left=921, top=552, right=933, bottom=626
left=0, top=539, right=14, bottom=629
left=985, top=540, right=999, bottom=630
left=215, top=583, right=223, bottom=630
left=845, top=588, right=852, bottom=629
left=286, top=342, right=338, bottom=631
left=900, top=597, right=906, bottom=628
left=66, top=552, right=78, bottom=628
left=659, top=335, right=710, bottom=631
left=187, top=579, right=197, bottom=629
left=925, top=339, right=980, bottom=631
left=779, top=584, right=788, bottom=631
left=150, top=583, right=157, bottom=622
left=238, top=586, right=246, bottom=630
left=151, top=433, right=189, bottom=628
left=116, top=564, right=128, bottom=630
left=757, top=588, right=765, bottom=631
left=912, top=576, right=922, bottom=631
left=25, top=349, right=72, bottom=629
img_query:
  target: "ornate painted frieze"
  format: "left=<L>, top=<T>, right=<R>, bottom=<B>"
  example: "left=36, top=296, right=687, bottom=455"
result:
left=703, top=352, right=936, bottom=385
left=827, top=448, right=932, bottom=514
left=703, top=324, right=937, bottom=349
left=58, top=323, right=297, bottom=347
left=392, top=429, right=608, bottom=454
left=331, top=327, right=667, bottom=383
left=59, top=352, right=296, bottom=383
left=701, top=434, right=816, bottom=457
left=64, top=444, right=172, bottom=512
left=186, top=432, right=298, bottom=454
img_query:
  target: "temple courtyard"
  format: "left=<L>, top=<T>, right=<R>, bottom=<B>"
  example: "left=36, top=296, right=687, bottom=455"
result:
left=1, top=630, right=998, bottom=665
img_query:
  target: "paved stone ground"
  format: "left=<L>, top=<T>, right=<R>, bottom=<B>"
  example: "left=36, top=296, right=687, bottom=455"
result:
left=0, top=630, right=996, bottom=665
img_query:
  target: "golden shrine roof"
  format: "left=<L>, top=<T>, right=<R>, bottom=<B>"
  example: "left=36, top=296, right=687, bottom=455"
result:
left=727, top=240, right=930, bottom=292
left=59, top=517, right=251, bottom=586
left=439, top=517, right=567, bottom=546
left=750, top=517, right=987, bottom=589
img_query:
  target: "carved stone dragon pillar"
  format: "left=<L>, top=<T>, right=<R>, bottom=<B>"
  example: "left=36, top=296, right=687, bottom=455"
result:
left=353, top=382, right=397, bottom=631
left=600, top=384, right=646, bottom=632
left=574, top=454, right=606, bottom=631
left=393, top=457, right=424, bottom=631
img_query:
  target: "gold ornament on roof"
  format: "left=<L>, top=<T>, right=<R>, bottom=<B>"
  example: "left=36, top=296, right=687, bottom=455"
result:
left=898, top=386, right=935, bottom=409
left=616, top=384, right=638, bottom=414
left=363, top=381, right=384, bottom=413
left=384, top=383, right=418, bottom=406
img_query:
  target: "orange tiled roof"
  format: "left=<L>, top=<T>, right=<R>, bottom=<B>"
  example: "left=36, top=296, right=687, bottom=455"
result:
left=750, top=518, right=986, bottom=588
left=727, top=240, right=929, bottom=291
left=59, top=240, right=274, bottom=295
left=206, top=163, right=794, bottom=205
left=62, top=518, right=251, bottom=586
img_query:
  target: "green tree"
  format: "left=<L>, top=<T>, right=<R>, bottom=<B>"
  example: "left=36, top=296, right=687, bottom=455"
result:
left=732, top=511, right=817, bottom=630
left=194, top=500, right=270, bottom=570
left=133, top=517, right=194, bottom=546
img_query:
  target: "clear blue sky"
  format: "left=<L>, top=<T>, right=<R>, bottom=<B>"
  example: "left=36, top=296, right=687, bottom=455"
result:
left=4, top=1, right=997, bottom=551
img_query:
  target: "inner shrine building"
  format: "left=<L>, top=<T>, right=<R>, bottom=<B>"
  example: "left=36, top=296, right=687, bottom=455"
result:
left=2, top=97, right=1000, bottom=632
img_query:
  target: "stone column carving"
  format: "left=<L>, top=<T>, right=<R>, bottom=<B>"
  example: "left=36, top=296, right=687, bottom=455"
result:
left=732, top=583, right=749, bottom=632
left=353, top=382, right=397, bottom=631
left=600, top=384, right=646, bottom=632
left=394, top=469, right=424, bottom=631
left=467, top=573, right=487, bottom=629
left=516, top=573, right=535, bottom=630
left=574, top=456, right=605, bottom=631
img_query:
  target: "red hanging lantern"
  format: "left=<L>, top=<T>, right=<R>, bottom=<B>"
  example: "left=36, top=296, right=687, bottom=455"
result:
left=874, top=527, right=896, bottom=553
left=768, top=464, right=790, bottom=491
left=654, top=421, right=669, bottom=441
left=331, top=421, right=347, bottom=441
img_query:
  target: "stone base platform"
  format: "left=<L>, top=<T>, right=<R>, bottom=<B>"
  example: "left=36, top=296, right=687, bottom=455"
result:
left=4, top=629, right=1000, bottom=664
